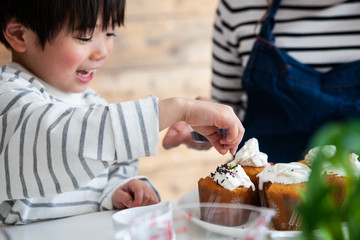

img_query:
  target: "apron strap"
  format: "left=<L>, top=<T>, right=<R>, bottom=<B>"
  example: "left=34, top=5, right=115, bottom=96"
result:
left=258, top=0, right=282, bottom=42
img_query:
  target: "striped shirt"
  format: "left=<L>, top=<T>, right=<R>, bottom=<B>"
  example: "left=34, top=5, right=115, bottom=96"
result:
left=211, top=0, right=360, bottom=120
left=0, top=62, right=160, bottom=225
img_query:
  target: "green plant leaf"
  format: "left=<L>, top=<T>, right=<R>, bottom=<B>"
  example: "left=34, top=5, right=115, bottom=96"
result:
left=298, top=119, right=360, bottom=240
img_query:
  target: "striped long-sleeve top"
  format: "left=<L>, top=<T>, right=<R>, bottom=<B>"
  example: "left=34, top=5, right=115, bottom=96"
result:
left=0, top=62, right=160, bottom=225
left=211, top=0, right=360, bottom=120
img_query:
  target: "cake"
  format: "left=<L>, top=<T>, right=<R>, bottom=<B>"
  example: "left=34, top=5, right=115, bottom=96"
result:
left=303, top=145, right=360, bottom=206
left=232, top=138, right=269, bottom=206
left=198, top=163, right=255, bottom=226
left=257, top=162, right=311, bottom=231
left=300, top=145, right=337, bottom=167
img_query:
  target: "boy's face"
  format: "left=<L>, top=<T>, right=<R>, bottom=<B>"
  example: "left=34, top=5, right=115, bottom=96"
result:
left=17, top=20, right=115, bottom=93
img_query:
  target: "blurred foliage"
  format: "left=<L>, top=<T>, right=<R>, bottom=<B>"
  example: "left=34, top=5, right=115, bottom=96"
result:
left=297, top=120, right=360, bottom=240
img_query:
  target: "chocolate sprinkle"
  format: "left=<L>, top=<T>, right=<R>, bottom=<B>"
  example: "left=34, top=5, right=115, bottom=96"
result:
left=211, top=163, right=240, bottom=179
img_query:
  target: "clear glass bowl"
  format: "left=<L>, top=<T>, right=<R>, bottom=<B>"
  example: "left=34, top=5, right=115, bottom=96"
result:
left=113, top=201, right=275, bottom=240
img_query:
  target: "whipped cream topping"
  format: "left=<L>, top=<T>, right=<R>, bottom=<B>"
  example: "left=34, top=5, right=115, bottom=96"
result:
left=257, top=162, right=311, bottom=190
left=304, top=145, right=336, bottom=164
left=304, top=145, right=360, bottom=177
left=210, top=164, right=255, bottom=191
left=233, top=138, right=268, bottom=167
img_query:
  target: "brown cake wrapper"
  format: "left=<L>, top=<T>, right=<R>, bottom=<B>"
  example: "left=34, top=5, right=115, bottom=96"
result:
left=242, top=166, right=265, bottom=207
left=326, top=173, right=346, bottom=206
left=264, top=182, right=305, bottom=231
left=259, top=181, right=272, bottom=208
left=198, top=176, right=253, bottom=226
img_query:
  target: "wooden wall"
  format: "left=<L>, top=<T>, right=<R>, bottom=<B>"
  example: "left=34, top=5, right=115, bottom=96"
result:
left=0, top=0, right=233, bottom=201
left=92, top=0, right=219, bottom=102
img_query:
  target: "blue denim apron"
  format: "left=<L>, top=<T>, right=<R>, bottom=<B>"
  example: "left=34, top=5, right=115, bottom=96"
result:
left=241, top=0, right=360, bottom=163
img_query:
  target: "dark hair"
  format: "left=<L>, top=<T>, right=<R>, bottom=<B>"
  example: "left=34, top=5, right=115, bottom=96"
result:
left=0, top=0, right=126, bottom=49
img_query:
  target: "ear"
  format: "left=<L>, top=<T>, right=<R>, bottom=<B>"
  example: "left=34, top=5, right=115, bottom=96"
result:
left=3, top=20, right=28, bottom=52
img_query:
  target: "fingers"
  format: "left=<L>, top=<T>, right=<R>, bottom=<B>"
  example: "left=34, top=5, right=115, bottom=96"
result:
left=220, top=124, right=244, bottom=148
left=112, top=180, right=160, bottom=210
left=112, top=189, right=134, bottom=210
left=204, top=123, right=244, bottom=155
left=216, top=108, right=245, bottom=154
left=183, top=99, right=244, bottom=154
left=212, top=141, right=239, bottom=155
left=162, top=97, right=245, bottom=155
left=132, top=187, right=159, bottom=208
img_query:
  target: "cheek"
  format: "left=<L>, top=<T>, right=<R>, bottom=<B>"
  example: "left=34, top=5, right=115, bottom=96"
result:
left=60, top=51, right=85, bottom=69
left=109, top=41, right=115, bottom=53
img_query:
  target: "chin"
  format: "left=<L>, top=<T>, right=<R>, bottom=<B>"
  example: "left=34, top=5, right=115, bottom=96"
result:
left=72, top=88, right=87, bottom=93
left=70, top=83, right=89, bottom=93
left=60, top=85, right=87, bottom=93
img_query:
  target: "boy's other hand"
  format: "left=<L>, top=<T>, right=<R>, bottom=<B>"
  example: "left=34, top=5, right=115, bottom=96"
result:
left=162, top=121, right=212, bottom=150
left=112, top=179, right=159, bottom=210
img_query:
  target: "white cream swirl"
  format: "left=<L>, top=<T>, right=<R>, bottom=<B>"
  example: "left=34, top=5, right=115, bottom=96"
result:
left=211, top=164, right=255, bottom=191
left=304, top=145, right=360, bottom=177
left=233, top=138, right=268, bottom=167
left=324, top=152, right=360, bottom=177
left=304, top=145, right=336, bottom=164
left=257, top=162, right=311, bottom=190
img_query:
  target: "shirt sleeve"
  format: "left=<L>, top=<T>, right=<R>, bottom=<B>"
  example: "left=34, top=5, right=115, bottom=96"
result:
left=0, top=160, right=159, bottom=225
left=0, top=74, right=159, bottom=202
left=210, top=0, right=248, bottom=121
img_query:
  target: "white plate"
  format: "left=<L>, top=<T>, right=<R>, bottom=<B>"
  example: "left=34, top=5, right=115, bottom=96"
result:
left=177, top=189, right=301, bottom=239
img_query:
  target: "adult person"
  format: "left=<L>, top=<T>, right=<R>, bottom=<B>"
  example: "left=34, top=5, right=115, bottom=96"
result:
left=163, top=0, right=360, bottom=163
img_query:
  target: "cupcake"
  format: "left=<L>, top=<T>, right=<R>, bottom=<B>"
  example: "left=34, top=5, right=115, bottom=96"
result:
left=232, top=138, right=269, bottom=206
left=257, top=162, right=311, bottom=231
left=198, top=163, right=255, bottom=226
left=301, top=145, right=337, bottom=167
left=304, top=145, right=360, bottom=206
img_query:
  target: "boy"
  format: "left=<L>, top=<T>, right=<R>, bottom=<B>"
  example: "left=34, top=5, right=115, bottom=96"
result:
left=0, top=0, right=244, bottom=225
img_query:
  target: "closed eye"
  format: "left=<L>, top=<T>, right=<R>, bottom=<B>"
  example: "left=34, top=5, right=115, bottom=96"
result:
left=106, top=33, right=117, bottom=37
left=77, top=37, right=92, bottom=42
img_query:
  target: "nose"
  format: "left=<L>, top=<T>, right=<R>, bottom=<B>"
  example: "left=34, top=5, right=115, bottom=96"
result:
left=90, top=37, right=113, bottom=61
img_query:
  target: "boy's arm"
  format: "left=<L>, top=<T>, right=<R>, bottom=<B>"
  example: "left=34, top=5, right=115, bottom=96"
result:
left=0, top=76, right=160, bottom=202
left=0, top=68, right=243, bottom=205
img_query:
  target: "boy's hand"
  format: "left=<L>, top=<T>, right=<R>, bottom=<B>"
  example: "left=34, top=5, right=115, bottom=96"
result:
left=187, top=101, right=244, bottom=155
left=183, top=97, right=244, bottom=155
left=112, top=179, right=159, bottom=210
left=159, top=96, right=244, bottom=155
left=163, top=96, right=213, bottom=151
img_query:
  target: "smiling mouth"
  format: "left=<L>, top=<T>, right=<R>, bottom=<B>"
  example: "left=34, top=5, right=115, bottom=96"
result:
left=76, top=69, right=96, bottom=77
left=76, top=69, right=96, bottom=83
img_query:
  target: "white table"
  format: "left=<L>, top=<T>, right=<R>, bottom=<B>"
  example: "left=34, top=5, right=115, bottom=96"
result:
left=0, top=211, right=117, bottom=240
left=0, top=208, right=298, bottom=240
